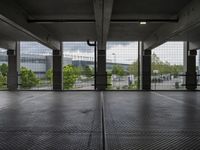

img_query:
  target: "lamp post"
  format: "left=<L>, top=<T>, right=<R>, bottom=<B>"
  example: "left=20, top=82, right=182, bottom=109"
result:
left=112, top=53, right=116, bottom=64
left=112, top=53, right=116, bottom=89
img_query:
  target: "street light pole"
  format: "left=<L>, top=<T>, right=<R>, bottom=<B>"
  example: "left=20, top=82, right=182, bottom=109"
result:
left=112, top=53, right=116, bottom=64
left=112, top=53, right=116, bottom=89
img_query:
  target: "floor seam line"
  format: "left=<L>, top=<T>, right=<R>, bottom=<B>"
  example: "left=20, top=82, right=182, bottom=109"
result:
left=101, top=91, right=107, bottom=150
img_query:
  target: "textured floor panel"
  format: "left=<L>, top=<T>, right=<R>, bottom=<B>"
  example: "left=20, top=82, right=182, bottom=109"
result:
left=106, top=133, right=200, bottom=150
left=104, top=92, right=200, bottom=150
left=1, top=91, right=200, bottom=149
left=0, top=132, right=101, bottom=150
left=0, top=92, right=102, bottom=150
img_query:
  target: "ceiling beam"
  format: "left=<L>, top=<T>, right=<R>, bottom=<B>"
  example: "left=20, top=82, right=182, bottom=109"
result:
left=93, top=0, right=113, bottom=50
left=143, top=0, right=200, bottom=50
left=0, top=40, right=16, bottom=50
left=0, top=0, right=60, bottom=50
left=27, top=18, right=178, bottom=24
left=189, top=41, right=200, bottom=50
left=0, top=33, right=16, bottom=50
left=28, top=13, right=178, bottom=22
left=93, top=0, right=104, bottom=49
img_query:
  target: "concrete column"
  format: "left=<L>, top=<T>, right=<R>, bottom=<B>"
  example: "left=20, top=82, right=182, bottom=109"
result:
left=96, top=49, right=107, bottom=90
left=53, top=45, right=63, bottom=91
left=184, top=42, right=197, bottom=90
left=183, top=42, right=187, bottom=86
left=7, top=42, right=20, bottom=90
left=139, top=42, right=142, bottom=90
left=140, top=42, right=151, bottom=90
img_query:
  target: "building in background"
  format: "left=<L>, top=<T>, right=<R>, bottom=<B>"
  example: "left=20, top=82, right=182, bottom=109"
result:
left=1, top=50, right=129, bottom=78
left=0, top=51, right=72, bottom=78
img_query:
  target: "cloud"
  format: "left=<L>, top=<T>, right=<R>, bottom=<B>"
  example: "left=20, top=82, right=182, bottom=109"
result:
left=107, top=42, right=138, bottom=64
left=0, top=48, right=7, bottom=52
left=153, top=42, right=184, bottom=65
left=20, top=42, right=52, bottom=55
left=63, top=42, right=93, bottom=53
left=11, top=41, right=197, bottom=66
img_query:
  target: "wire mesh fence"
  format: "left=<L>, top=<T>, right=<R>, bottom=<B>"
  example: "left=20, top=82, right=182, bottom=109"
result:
left=63, top=42, right=95, bottom=90
left=151, top=42, right=185, bottom=90
left=19, top=42, right=53, bottom=90
left=0, top=48, right=8, bottom=90
left=1, top=41, right=200, bottom=91
left=106, top=42, right=139, bottom=90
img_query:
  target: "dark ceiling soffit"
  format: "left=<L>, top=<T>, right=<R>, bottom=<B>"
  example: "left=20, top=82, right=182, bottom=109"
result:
left=0, top=15, right=60, bottom=50
left=27, top=18, right=179, bottom=24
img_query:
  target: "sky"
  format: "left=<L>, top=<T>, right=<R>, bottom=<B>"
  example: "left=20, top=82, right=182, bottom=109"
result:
left=0, top=41, right=199, bottom=66
left=106, top=42, right=138, bottom=64
left=153, top=42, right=184, bottom=65
left=63, top=41, right=185, bottom=65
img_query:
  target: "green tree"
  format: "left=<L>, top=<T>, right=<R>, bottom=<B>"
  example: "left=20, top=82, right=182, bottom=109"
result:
left=151, top=53, right=183, bottom=75
left=107, top=71, right=112, bottom=90
left=112, top=65, right=125, bottom=77
left=0, top=63, right=8, bottom=76
left=0, top=64, right=8, bottom=89
left=20, top=67, right=39, bottom=88
left=171, top=65, right=183, bottom=77
left=45, top=68, right=53, bottom=83
left=0, top=74, right=6, bottom=88
left=63, top=65, right=80, bottom=89
left=128, top=53, right=184, bottom=88
left=82, top=66, right=93, bottom=78
left=128, top=61, right=138, bottom=76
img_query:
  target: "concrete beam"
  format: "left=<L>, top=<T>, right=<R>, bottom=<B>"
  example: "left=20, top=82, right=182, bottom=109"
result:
left=143, top=0, right=200, bottom=50
left=0, top=0, right=60, bottom=50
left=93, top=0, right=113, bottom=49
left=189, top=41, right=200, bottom=50
left=93, top=0, right=103, bottom=49
left=0, top=40, right=16, bottom=50
left=27, top=14, right=178, bottom=24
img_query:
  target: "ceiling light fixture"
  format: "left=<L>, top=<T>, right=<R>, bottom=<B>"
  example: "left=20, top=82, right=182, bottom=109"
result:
left=140, top=21, right=147, bottom=25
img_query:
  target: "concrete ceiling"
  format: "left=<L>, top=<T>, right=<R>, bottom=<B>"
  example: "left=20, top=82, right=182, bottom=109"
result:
left=14, top=0, right=94, bottom=18
left=1, top=0, right=200, bottom=50
left=112, top=0, right=190, bottom=15
left=0, top=21, right=33, bottom=41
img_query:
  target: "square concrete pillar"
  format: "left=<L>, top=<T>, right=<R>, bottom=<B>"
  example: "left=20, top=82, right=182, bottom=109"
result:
left=53, top=49, right=63, bottom=91
left=184, top=42, right=197, bottom=90
left=7, top=42, right=20, bottom=90
left=140, top=42, right=151, bottom=90
left=96, top=49, right=107, bottom=90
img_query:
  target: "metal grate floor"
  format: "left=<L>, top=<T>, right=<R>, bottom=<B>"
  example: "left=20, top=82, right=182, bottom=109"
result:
left=104, top=91, right=200, bottom=150
left=0, top=92, right=102, bottom=150
left=0, top=91, right=200, bottom=149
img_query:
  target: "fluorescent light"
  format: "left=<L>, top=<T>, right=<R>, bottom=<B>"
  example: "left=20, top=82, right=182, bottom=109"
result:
left=140, top=21, right=147, bottom=25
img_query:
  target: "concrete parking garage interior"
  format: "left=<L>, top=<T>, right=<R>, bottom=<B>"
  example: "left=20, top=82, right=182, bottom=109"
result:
left=1, top=0, right=200, bottom=149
